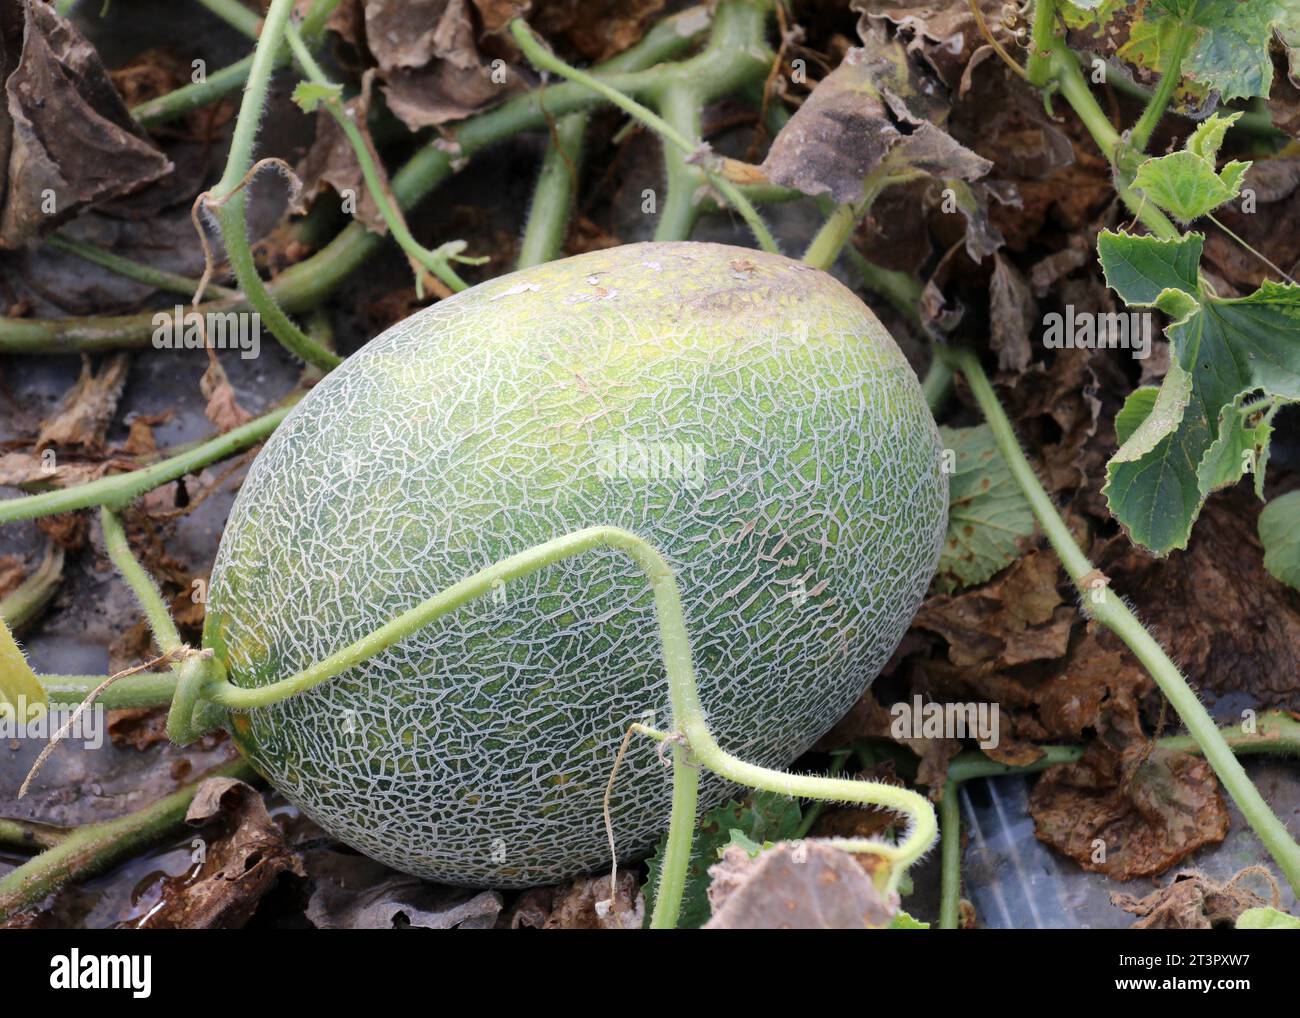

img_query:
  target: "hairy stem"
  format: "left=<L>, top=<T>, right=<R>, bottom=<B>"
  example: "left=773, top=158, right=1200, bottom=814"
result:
left=1129, top=19, right=1196, bottom=153
left=0, top=818, right=68, bottom=853
left=40, top=672, right=179, bottom=710
left=284, top=22, right=469, bottom=293
left=946, top=346, right=1300, bottom=898
left=800, top=170, right=918, bottom=271
left=1025, top=0, right=1059, bottom=87
left=652, top=83, right=705, bottom=242
left=100, top=508, right=182, bottom=655
left=0, top=759, right=254, bottom=922
left=649, top=745, right=702, bottom=929
left=205, top=0, right=340, bottom=369
left=0, top=405, right=292, bottom=525
left=517, top=114, right=587, bottom=268
left=509, top=17, right=779, bottom=254
left=195, top=0, right=262, bottom=38
left=46, top=235, right=237, bottom=300
left=199, top=524, right=936, bottom=926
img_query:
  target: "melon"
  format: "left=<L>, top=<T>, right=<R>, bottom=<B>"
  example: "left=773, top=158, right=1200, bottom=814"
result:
left=203, top=241, right=947, bottom=887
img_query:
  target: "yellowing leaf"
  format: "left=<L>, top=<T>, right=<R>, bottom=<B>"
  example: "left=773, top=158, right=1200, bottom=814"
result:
left=0, top=616, right=47, bottom=720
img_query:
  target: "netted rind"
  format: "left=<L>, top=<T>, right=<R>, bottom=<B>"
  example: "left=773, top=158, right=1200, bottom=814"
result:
left=205, top=241, right=947, bottom=887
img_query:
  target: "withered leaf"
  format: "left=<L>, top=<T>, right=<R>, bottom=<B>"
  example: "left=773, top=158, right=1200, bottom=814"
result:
left=509, top=870, right=644, bottom=929
left=369, top=0, right=525, bottom=130
left=199, top=359, right=253, bottom=434
left=1029, top=746, right=1230, bottom=881
left=0, top=0, right=171, bottom=248
left=853, top=0, right=1013, bottom=87
left=761, top=39, right=988, bottom=207
left=303, top=847, right=501, bottom=929
left=36, top=353, right=130, bottom=454
left=816, top=690, right=961, bottom=795
left=988, top=252, right=1034, bottom=372
left=1110, top=869, right=1275, bottom=929
left=705, top=841, right=895, bottom=929
left=524, top=0, right=667, bottom=62
left=1094, top=490, right=1300, bottom=709
left=915, top=550, right=1071, bottom=670
left=296, top=71, right=390, bottom=234
left=133, top=777, right=303, bottom=928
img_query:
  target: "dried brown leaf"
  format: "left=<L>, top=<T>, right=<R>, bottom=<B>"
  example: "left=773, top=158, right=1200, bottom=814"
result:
left=705, top=841, right=895, bottom=929
left=989, top=252, right=1034, bottom=372
left=1029, top=745, right=1230, bottom=881
left=133, top=777, right=304, bottom=928
left=296, top=72, right=389, bottom=234
left=36, top=354, right=130, bottom=454
left=369, top=0, right=524, bottom=130
left=199, top=359, right=253, bottom=433
left=0, top=0, right=171, bottom=247
left=1110, top=869, right=1277, bottom=929
left=303, top=847, right=502, bottom=928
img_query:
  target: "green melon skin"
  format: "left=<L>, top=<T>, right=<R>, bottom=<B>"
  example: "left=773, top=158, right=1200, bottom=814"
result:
left=203, top=241, right=947, bottom=888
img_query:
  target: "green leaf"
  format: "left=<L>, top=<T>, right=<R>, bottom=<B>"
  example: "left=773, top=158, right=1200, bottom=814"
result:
left=641, top=790, right=801, bottom=928
left=1099, top=233, right=1300, bottom=553
left=292, top=81, right=343, bottom=113
left=1096, top=230, right=1201, bottom=305
left=0, top=616, right=47, bottom=721
left=1236, top=906, right=1300, bottom=929
left=1259, top=491, right=1300, bottom=591
left=1132, top=113, right=1249, bottom=223
left=1114, top=386, right=1159, bottom=446
left=889, top=909, right=929, bottom=929
left=1118, top=1, right=1283, bottom=104
left=934, top=424, right=1036, bottom=592
left=1185, top=111, right=1239, bottom=160
left=1183, top=0, right=1279, bottom=101
left=1278, top=4, right=1300, bottom=79
left=1195, top=395, right=1274, bottom=495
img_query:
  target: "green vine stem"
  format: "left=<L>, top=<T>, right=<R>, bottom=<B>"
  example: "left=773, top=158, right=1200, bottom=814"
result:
left=0, top=758, right=254, bottom=922
left=1, top=7, right=710, bottom=355
left=508, top=16, right=779, bottom=254
left=100, top=508, right=182, bottom=655
left=46, top=235, right=238, bottom=300
left=283, top=22, right=470, bottom=294
left=937, top=712, right=1300, bottom=928
left=40, top=672, right=179, bottom=710
left=195, top=0, right=263, bottom=39
left=653, top=81, right=707, bottom=242
left=0, top=405, right=292, bottom=525
left=1102, top=70, right=1283, bottom=140
left=0, top=818, right=68, bottom=852
left=653, top=745, right=702, bottom=928
left=1128, top=19, right=1196, bottom=153
left=0, top=545, right=64, bottom=630
left=945, top=345, right=1300, bottom=898
left=517, top=113, right=587, bottom=269
left=132, top=0, right=340, bottom=127
left=801, top=170, right=922, bottom=272
left=203, top=0, right=340, bottom=370
left=178, top=524, right=935, bottom=926
left=1025, top=0, right=1060, bottom=88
